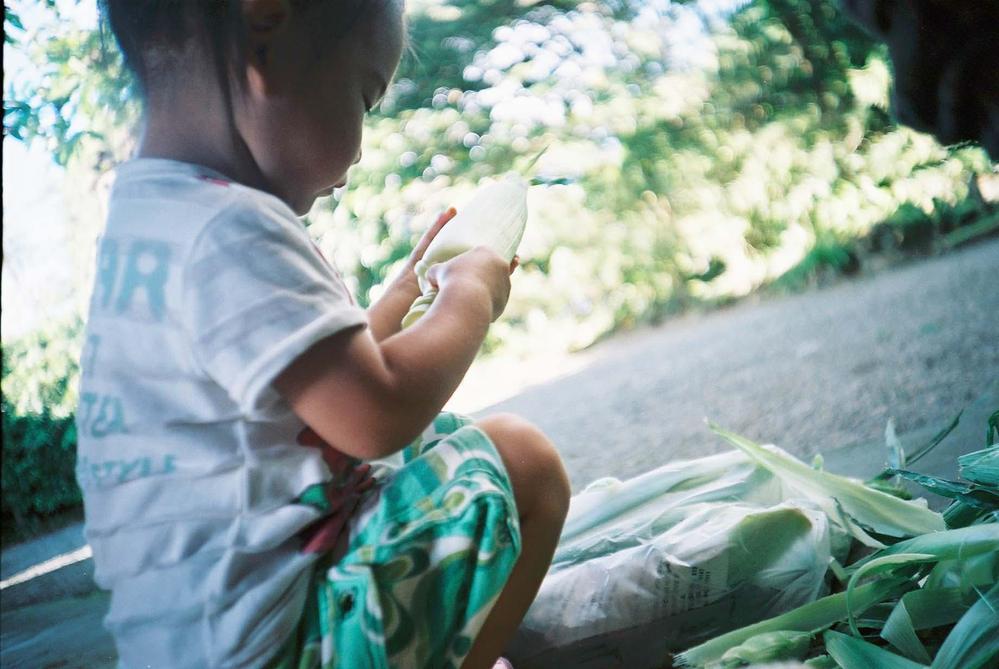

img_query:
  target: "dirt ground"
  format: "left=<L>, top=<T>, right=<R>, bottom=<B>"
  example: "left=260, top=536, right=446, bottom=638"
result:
left=480, top=238, right=999, bottom=490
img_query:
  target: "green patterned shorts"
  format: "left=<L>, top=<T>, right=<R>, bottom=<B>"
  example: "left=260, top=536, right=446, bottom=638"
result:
left=269, top=412, right=522, bottom=669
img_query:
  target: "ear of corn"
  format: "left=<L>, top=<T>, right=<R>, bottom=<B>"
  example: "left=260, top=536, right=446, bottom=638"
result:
left=401, top=174, right=529, bottom=328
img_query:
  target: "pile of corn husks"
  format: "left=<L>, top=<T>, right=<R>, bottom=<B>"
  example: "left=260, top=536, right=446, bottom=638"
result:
left=509, top=412, right=998, bottom=669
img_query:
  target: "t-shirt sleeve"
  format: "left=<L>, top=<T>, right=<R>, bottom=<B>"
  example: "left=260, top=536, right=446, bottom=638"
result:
left=181, top=200, right=367, bottom=414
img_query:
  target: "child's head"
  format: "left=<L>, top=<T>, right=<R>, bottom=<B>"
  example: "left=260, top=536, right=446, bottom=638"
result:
left=102, top=0, right=405, bottom=214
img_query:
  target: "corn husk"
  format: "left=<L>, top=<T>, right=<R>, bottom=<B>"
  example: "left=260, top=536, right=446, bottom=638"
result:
left=401, top=174, right=529, bottom=328
left=719, top=631, right=812, bottom=667
left=709, top=423, right=946, bottom=545
left=675, top=417, right=998, bottom=669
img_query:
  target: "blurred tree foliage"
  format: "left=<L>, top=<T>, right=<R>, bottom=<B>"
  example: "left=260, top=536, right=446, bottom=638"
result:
left=2, top=0, right=994, bottom=533
left=1, top=320, right=84, bottom=539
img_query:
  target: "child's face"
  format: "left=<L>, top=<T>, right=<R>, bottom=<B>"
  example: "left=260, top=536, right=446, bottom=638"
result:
left=239, top=2, right=405, bottom=215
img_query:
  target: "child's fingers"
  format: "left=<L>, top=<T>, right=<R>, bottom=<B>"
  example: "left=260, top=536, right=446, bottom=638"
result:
left=425, top=263, right=442, bottom=291
left=322, top=490, right=347, bottom=513
left=348, top=469, right=376, bottom=493
left=319, top=447, right=357, bottom=479
left=412, top=207, right=457, bottom=258
left=301, top=513, right=348, bottom=554
left=435, top=206, right=457, bottom=228
left=347, top=463, right=373, bottom=485
left=303, top=486, right=369, bottom=553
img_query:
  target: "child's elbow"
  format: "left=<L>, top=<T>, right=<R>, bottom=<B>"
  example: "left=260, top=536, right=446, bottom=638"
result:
left=338, top=412, right=425, bottom=461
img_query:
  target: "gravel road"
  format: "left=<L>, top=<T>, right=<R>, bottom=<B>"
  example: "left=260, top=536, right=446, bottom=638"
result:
left=479, top=238, right=999, bottom=490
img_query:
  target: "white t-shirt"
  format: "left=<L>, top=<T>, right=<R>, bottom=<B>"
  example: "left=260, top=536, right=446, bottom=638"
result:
left=75, top=158, right=368, bottom=668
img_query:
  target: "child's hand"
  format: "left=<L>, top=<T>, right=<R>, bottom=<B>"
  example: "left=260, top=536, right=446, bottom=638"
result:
left=408, top=207, right=520, bottom=278
left=403, top=207, right=458, bottom=283
left=413, top=207, right=458, bottom=260
left=425, top=246, right=515, bottom=321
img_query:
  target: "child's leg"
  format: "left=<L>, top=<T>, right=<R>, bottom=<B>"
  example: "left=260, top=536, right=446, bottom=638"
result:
left=461, top=414, right=571, bottom=669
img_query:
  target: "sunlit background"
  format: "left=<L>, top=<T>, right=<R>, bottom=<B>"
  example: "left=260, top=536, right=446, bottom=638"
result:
left=3, top=0, right=996, bottom=542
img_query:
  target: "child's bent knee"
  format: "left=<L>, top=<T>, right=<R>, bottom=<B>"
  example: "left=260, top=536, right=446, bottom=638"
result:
left=475, top=413, right=570, bottom=519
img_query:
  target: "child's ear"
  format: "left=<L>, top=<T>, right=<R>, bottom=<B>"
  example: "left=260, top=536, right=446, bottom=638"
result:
left=242, top=0, right=290, bottom=96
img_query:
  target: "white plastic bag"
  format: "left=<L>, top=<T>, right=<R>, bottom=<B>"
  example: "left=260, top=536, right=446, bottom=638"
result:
left=508, top=450, right=850, bottom=669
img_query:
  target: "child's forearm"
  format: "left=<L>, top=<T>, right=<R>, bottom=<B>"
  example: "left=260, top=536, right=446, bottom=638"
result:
left=376, top=279, right=492, bottom=435
left=275, top=277, right=494, bottom=461
left=367, top=271, right=421, bottom=342
left=368, top=207, right=459, bottom=342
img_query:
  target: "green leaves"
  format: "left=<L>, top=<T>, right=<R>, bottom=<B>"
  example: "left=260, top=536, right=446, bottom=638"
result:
left=5, top=6, right=25, bottom=44
left=719, top=630, right=812, bottom=667
left=676, top=413, right=998, bottom=669
left=930, top=583, right=999, bottom=669
left=7, top=0, right=994, bottom=362
left=674, top=579, right=909, bottom=667
left=5, top=5, right=137, bottom=170
left=881, top=588, right=971, bottom=663
left=709, top=423, right=946, bottom=545
left=959, top=446, right=999, bottom=488
left=889, top=469, right=999, bottom=511
left=825, top=630, right=928, bottom=669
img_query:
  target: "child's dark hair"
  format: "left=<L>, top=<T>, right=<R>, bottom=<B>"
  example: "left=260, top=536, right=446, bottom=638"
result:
left=100, top=0, right=385, bottom=100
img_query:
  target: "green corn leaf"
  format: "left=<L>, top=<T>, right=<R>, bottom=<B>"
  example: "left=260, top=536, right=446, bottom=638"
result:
left=887, top=418, right=905, bottom=470
left=846, top=553, right=938, bottom=636
left=829, top=557, right=849, bottom=583
left=521, top=144, right=550, bottom=174
left=709, top=423, right=945, bottom=542
left=845, top=526, right=999, bottom=639
left=851, top=602, right=895, bottom=630
left=718, top=630, right=811, bottom=667
left=959, top=446, right=999, bottom=487
left=866, top=477, right=914, bottom=500
left=888, top=470, right=999, bottom=510
left=804, top=655, right=838, bottom=669
left=530, top=176, right=573, bottom=186
left=931, top=583, right=999, bottom=669
left=849, top=525, right=999, bottom=575
left=871, top=412, right=963, bottom=482
left=924, top=550, right=999, bottom=592
left=824, top=630, right=928, bottom=669
left=673, top=578, right=909, bottom=667
left=881, top=588, right=971, bottom=663
left=908, top=412, right=962, bottom=466
left=829, top=497, right=892, bottom=548
left=943, top=500, right=992, bottom=529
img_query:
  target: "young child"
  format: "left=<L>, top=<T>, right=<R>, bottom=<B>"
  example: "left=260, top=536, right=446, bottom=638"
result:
left=77, top=1, right=571, bottom=667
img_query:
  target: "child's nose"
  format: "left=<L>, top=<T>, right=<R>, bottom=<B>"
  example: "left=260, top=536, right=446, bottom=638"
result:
left=353, top=150, right=362, bottom=165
